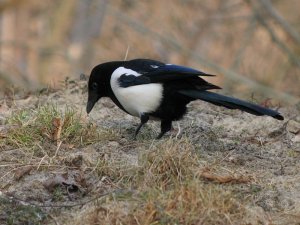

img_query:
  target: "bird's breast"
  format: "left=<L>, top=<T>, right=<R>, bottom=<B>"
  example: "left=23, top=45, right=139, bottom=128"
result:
left=111, top=82, right=163, bottom=117
left=110, top=67, right=163, bottom=117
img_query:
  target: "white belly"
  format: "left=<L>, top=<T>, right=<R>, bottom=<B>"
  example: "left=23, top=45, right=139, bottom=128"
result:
left=110, top=67, right=163, bottom=117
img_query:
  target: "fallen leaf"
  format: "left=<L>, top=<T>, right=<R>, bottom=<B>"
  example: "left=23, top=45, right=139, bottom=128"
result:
left=52, top=117, right=63, bottom=142
left=14, top=165, right=33, bottom=180
left=200, top=170, right=251, bottom=184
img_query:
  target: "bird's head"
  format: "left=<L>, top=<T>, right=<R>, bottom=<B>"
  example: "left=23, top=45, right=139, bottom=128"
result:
left=86, top=61, right=122, bottom=114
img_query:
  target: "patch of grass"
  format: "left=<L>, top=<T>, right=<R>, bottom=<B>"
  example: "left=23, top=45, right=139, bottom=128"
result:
left=136, top=138, right=199, bottom=189
left=3, top=104, right=106, bottom=151
left=132, top=181, right=246, bottom=225
left=5, top=108, right=43, bottom=148
left=67, top=138, right=267, bottom=225
left=93, top=153, right=137, bottom=186
left=90, top=138, right=200, bottom=189
left=52, top=186, right=65, bottom=201
left=0, top=196, right=46, bottom=225
left=69, top=180, right=250, bottom=225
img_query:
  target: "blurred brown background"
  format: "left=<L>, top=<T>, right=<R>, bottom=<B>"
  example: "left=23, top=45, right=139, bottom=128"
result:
left=0, top=0, right=299, bottom=104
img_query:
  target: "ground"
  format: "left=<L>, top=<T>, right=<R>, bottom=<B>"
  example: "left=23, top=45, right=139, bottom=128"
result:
left=0, top=78, right=300, bottom=225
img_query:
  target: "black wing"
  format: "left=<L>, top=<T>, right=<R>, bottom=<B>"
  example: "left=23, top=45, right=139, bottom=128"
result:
left=119, top=59, right=217, bottom=88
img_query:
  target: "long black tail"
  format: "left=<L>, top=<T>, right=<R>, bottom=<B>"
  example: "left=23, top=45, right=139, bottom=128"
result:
left=179, top=90, right=284, bottom=120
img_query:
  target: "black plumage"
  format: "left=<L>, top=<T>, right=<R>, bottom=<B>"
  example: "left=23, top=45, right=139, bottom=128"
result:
left=87, top=58, right=283, bottom=139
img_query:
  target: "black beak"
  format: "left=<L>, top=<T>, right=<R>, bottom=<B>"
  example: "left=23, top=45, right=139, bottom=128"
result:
left=86, top=93, right=100, bottom=114
left=86, top=101, right=95, bottom=114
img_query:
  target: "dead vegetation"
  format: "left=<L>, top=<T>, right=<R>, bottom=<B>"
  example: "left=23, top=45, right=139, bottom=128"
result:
left=0, top=79, right=300, bottom=225
left=75, top=181, right=248, bottom=225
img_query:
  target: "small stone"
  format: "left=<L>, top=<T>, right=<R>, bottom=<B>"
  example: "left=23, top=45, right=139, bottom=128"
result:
left=108, top=141, right=120, bottom=148
left=292, top=134, right=300, bottom=143
left=102, top=100, right=115, bottom=108
left=286, top=120, right=300, bottom=134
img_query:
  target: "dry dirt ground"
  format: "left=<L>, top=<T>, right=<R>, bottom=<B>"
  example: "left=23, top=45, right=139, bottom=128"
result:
left=0, top=78, right=300, bottom=225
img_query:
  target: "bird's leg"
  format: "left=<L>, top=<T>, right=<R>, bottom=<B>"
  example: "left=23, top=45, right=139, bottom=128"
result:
left=134, top=113, right=149, bottom=138
left=156, top=120, right=172, bottom=139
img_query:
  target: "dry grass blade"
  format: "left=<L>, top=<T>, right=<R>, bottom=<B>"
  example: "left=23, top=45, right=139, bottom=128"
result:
left=73, top=181, right=256, bottom=225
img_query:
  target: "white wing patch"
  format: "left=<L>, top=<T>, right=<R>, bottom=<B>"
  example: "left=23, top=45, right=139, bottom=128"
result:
left=151, top=65, right=159, bottom=68
left=112, top=67, right=141, bottom=77
left=110, top=67, right=163, bottom=117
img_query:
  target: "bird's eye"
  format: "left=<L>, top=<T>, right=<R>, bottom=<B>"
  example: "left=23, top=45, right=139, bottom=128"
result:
left=91, top=82, right=98, bottom=90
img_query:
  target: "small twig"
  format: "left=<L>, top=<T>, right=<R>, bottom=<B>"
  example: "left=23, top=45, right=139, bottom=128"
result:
left=5, top=189, right=127, bottom=208
left=87, top=158, right=101, bottom=175
left=0, top=163, right=122, bottom=170
left=134, top=215, right=141, bottom=225
left=37, top=143, right=49, bottom=156
left=53, top=140, right=63, bottom=158
left=124, top=45, right=130, bottom=61
left=48, top=213, right=60, bottom=225
left=0, top=168, right=16, bottom=181
left=37, top=155, right=48, bottom=171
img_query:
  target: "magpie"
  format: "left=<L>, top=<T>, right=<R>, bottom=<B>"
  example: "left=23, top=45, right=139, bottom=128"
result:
left=86, top=58, right=284, bottom=139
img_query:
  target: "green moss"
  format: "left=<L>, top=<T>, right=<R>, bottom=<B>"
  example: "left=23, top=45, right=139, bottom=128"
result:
left=0, top=197, right=46, bottom=225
